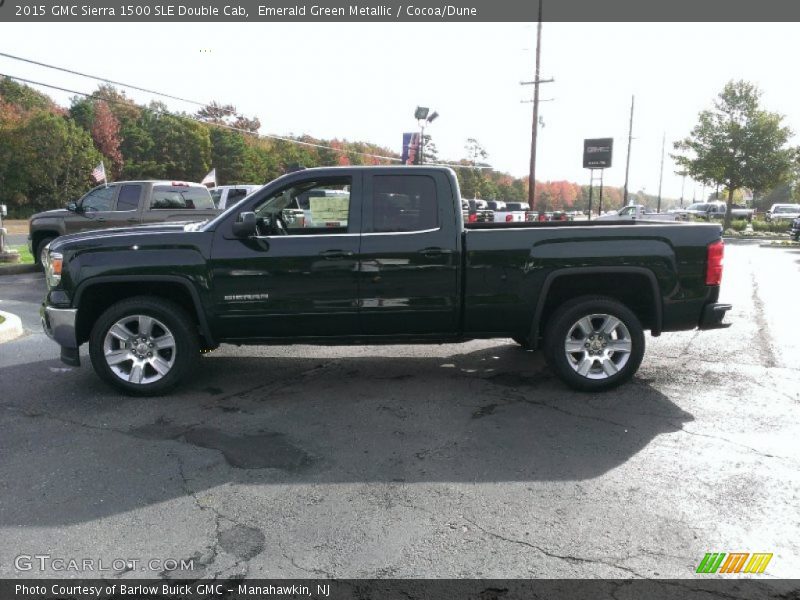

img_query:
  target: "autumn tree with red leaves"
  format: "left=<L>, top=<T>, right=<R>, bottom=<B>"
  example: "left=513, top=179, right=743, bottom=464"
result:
left=91, top=101, right=123, bottom=178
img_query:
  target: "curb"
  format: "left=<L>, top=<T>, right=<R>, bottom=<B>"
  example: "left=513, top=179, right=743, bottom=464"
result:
left=0, top=264, right=39, bottom=276
left=0, top=310, right=24, bottom=344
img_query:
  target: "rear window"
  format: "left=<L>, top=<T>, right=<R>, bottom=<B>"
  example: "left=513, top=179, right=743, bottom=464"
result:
left=151, top=186, right=215, bottom=210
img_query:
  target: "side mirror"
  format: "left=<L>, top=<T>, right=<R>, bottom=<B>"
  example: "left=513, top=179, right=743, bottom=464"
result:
left=232, top=211, right=257, bottom=237
left=67, top=202, right=78, bottom=212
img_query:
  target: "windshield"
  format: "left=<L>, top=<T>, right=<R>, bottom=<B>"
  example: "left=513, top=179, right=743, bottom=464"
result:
left=774, top=205, right=800, bottom=213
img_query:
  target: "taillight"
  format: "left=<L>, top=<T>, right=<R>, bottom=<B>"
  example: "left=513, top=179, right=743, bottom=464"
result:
left=505, top=214, right=514, bottom=222
left=468, top=213, right=478, bottom=223
left=705, top=239, right=724, bottom=285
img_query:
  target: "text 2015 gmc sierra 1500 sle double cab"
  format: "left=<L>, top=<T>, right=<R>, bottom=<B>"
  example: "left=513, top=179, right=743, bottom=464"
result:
left=40, top=166, right=731, bottom=396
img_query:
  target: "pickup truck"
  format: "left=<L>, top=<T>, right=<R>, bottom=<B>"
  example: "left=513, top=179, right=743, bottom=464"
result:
left=210, top=184, right=262, bottom=210
left=40, top=166, right=731, bottom=396
left=596, top=205, right=679, bottom=222
left=28, top=181, right=220, bottom=266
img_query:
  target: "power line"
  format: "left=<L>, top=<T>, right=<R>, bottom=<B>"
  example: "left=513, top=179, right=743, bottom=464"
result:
left=0, top=72, right=403, bottom=163
left=0, top=69, right=492, bottom=170
left=0, top=50, right=238, bottom=116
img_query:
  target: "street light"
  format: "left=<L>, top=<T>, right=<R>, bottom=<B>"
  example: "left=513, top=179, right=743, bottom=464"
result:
left=414, top=106, right=439, bottom=165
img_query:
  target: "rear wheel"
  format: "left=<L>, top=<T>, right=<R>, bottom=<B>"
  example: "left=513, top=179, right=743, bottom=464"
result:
left=89, top=296, right=199, bottom=396
left=544, top=296, right=644, bottom=392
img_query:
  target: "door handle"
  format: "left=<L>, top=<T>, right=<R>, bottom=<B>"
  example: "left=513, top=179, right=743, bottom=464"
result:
left=319, top=249, right=354, bottom=260
left=419, top=247, right=451, bottom=257
left=126, top=218, right=138, bottom=223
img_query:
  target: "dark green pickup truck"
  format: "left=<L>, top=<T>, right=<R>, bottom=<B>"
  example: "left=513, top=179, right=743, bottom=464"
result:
left=40, top=166, right=731, bottom=396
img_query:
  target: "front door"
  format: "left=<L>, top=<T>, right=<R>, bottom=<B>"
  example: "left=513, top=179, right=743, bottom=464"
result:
left=210, top=174, right=362, bottom=340
left=358, top=171, right=460, bottom=336
left=65, top=184, right=120, bottom=234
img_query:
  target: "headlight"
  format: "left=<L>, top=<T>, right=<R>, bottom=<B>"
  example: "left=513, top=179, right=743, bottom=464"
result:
left=45, top=251, right=63, bottom=287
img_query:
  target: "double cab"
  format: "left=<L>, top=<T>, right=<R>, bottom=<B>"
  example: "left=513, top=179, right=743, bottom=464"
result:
left=40, top=166, right=731, bottom=395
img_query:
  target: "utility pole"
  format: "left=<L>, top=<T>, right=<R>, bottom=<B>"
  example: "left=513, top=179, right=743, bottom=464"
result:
left=657, top=132, right=665, bottom=213
left=680, top=172, right=686, bottom=207
left=527, top=0, right=544, bottom=209
left=622, top=95, right=634, bottom=206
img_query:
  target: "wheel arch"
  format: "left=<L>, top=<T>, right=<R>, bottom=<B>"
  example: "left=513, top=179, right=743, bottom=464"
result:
left=527, top=266, right=662, bottom=350
left=32, top=230, right=60, bottom=263
left=73, top=275, right=215, bottom=348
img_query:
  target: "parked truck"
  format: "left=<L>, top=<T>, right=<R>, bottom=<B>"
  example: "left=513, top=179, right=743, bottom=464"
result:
left=595, top=205, right=679, bottom=222
left=28, top=181, right=220, bottom=266
left=40, top=166, right=731, bottom=396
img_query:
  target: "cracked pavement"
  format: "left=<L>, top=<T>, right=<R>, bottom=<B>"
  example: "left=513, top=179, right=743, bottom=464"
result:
left=0, top=241, right=798, bottom=582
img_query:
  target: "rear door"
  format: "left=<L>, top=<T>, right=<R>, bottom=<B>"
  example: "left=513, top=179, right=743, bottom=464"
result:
left=358, top=171, right=460, bottom=336
left=106, top=183, right=144, bottom=228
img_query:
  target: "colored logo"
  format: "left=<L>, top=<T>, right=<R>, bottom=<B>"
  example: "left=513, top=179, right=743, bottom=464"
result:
left=696, top=553, right=773, bottom=574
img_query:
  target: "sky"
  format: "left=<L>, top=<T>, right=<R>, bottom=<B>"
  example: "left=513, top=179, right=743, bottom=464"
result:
left=0, top=22, right=798, bottom=200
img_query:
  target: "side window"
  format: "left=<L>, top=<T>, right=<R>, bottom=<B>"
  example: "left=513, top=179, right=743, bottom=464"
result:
left=226, top=188, right=249, bottom=206
left=253, top=177, right=352, bottom=235
left=116, top=185, right=142, bottom=211
left=81, top=186, right=116, bottom=212
left=151, top=186, right=215, bottom=210
left=210, top=189, right=223, bottom=207
left=372, top=175, right=438, bottom=233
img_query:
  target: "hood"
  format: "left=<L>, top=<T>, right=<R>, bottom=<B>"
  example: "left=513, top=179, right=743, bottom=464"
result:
left=49, top=222, right=197, bottom=252
left=30, top=208, right=70, bottom=220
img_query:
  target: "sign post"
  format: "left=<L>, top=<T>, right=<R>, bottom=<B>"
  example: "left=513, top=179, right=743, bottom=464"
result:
left=583, top=138, right=613, bottom=218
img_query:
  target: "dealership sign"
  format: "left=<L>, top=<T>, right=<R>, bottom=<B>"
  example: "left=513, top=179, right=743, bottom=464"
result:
left=583, top=138, right=613, bottom=169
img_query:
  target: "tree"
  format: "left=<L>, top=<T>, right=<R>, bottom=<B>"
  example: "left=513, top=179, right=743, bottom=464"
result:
left=196, top=101, right=261, bottom=134
left=91, top=101, right=123, bottom=177
left=673, top=80, right=794, bottom=229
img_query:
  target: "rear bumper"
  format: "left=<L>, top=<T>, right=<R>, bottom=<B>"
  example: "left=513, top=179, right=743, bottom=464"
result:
left=698, top=303, right=732, bottom=330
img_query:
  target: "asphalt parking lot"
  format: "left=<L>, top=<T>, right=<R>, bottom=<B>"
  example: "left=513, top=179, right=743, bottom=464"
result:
left=0, top=240, right=798, bottom=580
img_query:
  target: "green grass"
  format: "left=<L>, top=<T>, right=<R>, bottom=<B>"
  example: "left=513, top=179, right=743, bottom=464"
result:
left=0, top=244, right=34, bottom=267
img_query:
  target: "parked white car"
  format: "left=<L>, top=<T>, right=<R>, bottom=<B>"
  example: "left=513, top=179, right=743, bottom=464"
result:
left=765, top=203, right=800, bottom=222
left=210, top=184, right=262, bottom=209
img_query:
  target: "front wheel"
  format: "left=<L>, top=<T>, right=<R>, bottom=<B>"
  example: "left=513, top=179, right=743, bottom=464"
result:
left=89, top=296, right=199, bottom=396
left=544, top=296, right=645, bottom=392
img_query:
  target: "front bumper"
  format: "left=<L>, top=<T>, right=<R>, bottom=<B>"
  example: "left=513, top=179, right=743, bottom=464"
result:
left=41, top=304, right=81, bottom=366
left=698, top=302, right=732, bottom=330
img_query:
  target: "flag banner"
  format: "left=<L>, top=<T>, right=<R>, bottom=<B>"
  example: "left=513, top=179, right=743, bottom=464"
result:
left=91, top=162, right=106, bottom=183
left=201, top=168, right=216, bottom=186
left=402, top=133, right=420, bottom=165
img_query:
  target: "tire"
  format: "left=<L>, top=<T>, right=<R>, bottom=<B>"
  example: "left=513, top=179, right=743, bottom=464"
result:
left=89, top=296, right=199, bottom=396
left=35, top=236, right=56, bottom=267
left=544, top=295, right=645, bottom=392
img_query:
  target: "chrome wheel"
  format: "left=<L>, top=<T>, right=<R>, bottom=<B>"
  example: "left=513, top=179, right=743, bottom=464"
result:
left=564, top=313, right=632, bottom=380
left=102, top=314, right=176, bottom=385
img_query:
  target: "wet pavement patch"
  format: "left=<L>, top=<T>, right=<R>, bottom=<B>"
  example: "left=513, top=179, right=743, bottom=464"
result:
left=183, top=428, right=314, bottom=470
left=217, top=525, right=266, bottom=561
left=472, top=403, right=498, bottom=418
left=130, top=419, right=314, bottom=470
